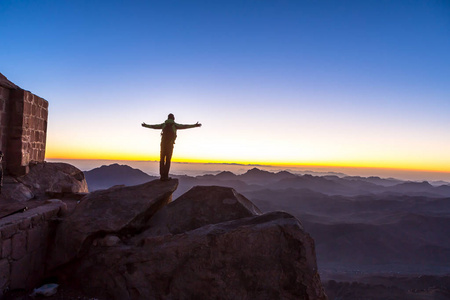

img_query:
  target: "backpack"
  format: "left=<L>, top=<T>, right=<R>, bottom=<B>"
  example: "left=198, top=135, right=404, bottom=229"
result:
left=161, top=123, right=176, bottom=143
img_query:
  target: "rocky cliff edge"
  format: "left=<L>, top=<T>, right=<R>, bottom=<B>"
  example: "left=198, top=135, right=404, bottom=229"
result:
left=49, top=181, right=326, bottom=299
left=1, top=162, right=327, bottom=299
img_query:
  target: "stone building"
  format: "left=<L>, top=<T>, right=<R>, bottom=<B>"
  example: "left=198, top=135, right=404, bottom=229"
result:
left=0, top=73, right=48, bottom=176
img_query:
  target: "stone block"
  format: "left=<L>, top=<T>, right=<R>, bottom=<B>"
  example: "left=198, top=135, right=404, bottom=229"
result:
left=44, top=208, right=58, bottom=220
left=7, top=137, right=22, bottom=150
left=9, top=89, right=24, bottom=102
left=11, top=231, right=27, bottom=260
left=31, top=214, right=44, bottom=226
left=10, top=127, right=25, bottom=139
left=9, top=113, right=23, bottom=127
left=31, top=104, right=37, bottom=115
left=0, top=87, right=8, bottom=100
left=26, top=116, right=33, bottom=128
left=29, top=93, right=35, bottom=103
left=38, top=120, right=44, bottom=131
left=18, top=217, right=31, bottom=230
left=36, top=97, right=44, bottom=107
left=1, top=111, right=7, bottom=123
left=10, top=253, right=31, bottom=289
left=22, top=142, right=29, bottom=152
left=1, top=223, right=18, bottom=239
left=27, top=226, right=42, bottom=253
left=24, top=91, right=32, bottom=103
left=14, top=101, right=24, bottom=115
left=1, top=87, right=10, bottom=101
left=1, top=239, right=11, bottom=258
left=38, top=150, right=45, bottom=162
left=23, top=101, right=31, bottom=114
left=0, top=258, right=10, bottom=292
left=31, top=248, right=44, bottom=271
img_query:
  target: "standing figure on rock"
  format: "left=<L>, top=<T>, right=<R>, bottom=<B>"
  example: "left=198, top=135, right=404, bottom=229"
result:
left=142, top=114, right=201, bottom=181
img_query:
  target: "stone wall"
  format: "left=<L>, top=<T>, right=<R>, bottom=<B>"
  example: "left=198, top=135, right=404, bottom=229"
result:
left=0, top=201, right=66, bottom=297
left=0, top=73, right=48, bottom=176
left=0, top=86, right=11, bottom=159
left=6, top=89, right=48, bottom=175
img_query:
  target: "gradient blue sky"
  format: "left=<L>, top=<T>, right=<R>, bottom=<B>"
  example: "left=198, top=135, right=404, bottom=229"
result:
left=1, top=1, right=449, bottom=174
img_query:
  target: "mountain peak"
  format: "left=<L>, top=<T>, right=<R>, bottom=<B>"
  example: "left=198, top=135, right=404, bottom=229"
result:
left=84, top=164, right=156, bottom=191
left=243, top=168, right=271, bottom=175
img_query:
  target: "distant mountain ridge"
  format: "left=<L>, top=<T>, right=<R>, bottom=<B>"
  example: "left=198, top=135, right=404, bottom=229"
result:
left=84, top=163, right=157, bottom=191
left=84, top=164, right=450, bottom=198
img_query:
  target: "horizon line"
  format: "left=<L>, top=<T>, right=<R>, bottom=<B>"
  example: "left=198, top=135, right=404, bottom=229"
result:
left=45, top=157, right=450, bottom=175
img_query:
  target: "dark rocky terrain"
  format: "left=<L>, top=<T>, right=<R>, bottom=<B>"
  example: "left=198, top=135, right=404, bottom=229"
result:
left=83, top=164, right=450, bottom=299
left=1, top=162, right=326, bottom=299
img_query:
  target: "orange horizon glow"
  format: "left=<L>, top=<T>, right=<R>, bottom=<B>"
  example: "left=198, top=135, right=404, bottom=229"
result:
left=45, top=153, right=450, bottom=175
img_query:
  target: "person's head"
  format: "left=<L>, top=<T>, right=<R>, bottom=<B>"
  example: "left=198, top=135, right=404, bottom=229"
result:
left=168, top=113, right=175, bottom=120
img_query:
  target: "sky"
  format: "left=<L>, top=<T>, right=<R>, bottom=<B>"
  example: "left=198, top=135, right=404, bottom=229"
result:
left=1, top=0, right=450, bottom=177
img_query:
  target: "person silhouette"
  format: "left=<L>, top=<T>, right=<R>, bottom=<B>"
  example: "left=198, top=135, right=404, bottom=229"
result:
left=142, top=113, right=201, bottom=181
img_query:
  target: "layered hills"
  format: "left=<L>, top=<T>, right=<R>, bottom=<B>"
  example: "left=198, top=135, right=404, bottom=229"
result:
left=82, top=164, right=450, bottom=298
left=85, top=165, right=450, bottom=276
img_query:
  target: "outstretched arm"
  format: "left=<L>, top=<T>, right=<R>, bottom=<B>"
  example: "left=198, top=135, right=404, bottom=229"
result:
left=141, top=122, right=164, bottom=129
left=175, top=122, right=202, bottom=130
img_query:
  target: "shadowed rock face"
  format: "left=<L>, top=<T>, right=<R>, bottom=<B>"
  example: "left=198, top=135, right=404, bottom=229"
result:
left=144, top=185, right=262, bottom=236
left=17, top=162, right=88, bottom=197
left=0, top=162, right=89, bottom=217
left=73, top=212, right=326, bottom=300
left=48, top=179, right=178, bottom=269
left=0, top=179, right=33, bottom=203
left=50, top=184, right=326, bottom=300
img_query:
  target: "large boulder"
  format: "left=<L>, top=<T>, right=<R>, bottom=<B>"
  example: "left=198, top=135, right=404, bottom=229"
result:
left=48, top=179, right=178, bottom=269
left=52, top=185, right=326, bottom=299
left=17, top=162, right=88, bottom=197
left=144, top=185, right=262, bottom=236
left=67, top=211, right=326, bottom=300
left=0, top=176, right=33, bottom=203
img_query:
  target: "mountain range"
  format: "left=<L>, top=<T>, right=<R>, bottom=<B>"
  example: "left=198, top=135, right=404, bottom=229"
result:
left=84, top=163, right=158, bottom=191
left=84, top=164, right=450, bottom=277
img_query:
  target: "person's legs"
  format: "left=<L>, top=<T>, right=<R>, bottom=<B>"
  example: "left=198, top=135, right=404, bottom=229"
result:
left=160, top=141, right=174, bottom=180
left=164, top=144, right=174, bottom=179
left=159, top=144, right=166, bottom=179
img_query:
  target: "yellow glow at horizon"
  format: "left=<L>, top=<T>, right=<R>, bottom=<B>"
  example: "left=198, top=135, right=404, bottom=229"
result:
left=46, top=146, right=450, bottom=174
left=45, top=105, right=450, bottom=175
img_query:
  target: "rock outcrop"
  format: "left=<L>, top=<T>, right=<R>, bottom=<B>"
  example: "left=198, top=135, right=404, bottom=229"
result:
left=17, top=162, right=88, bottom=197
left=0, top=177, right=34, bottom=203
left=75, top=212, right=325, bottom=300
left=0, top=162, right=89, bottom=216
left=51, top=182, right=326, bottom=300
left=144, top=185, right=262, bottom=236
left=48, top=179, right=178, bottom=269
